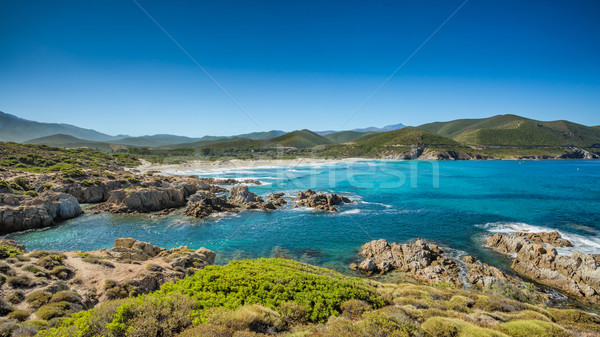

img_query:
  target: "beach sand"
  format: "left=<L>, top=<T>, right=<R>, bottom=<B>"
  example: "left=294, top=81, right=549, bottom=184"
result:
left=130, top=158, right=365, bottom=175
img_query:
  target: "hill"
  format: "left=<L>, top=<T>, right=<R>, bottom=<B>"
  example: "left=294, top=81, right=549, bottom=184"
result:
left=112, top=134, right=201, bottom=147
left=24, top=134, right=126, bottom=152
left=0, top=111, right=126, bottom=143
left=356, top=127, right=458, bottom=147
left=262, top=129, right=333, bottom=148
left=236, top=130, right=286, bottom=140
left=324, top=131, right=375, bottom=143
left=418, top=114, right=600, bottom=146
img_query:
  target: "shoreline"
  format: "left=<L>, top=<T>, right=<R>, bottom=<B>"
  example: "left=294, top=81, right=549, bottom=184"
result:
left=131, top=157, right=367, bottom=175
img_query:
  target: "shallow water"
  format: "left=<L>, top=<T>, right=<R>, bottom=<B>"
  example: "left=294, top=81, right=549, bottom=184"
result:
left=6, top=160, right=600, bottom=273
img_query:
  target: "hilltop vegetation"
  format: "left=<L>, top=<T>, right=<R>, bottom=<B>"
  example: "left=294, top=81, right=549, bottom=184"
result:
left=30, top=258, right=600, bottom=337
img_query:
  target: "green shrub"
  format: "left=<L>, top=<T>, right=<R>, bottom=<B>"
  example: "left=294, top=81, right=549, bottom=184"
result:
left=7, top=291, right=25, bottom=304
left=35, top=304, right=67, bottom=320
left=499, top=319, right=571, bottom=337
left=7, top=275, right=32, bottom=288
left=23, top=264, right=43, bottom=274
left=61, top=168, right=86, bottom=178
left=42, top=183, right=54, bottom=190
left=49, top=266, right=72, bottom=280
left=7, top=309, right=30, bottom=321
left=340, top=299, right=373, bottom=320
left=277, top=301, right=310, bottom=325
left=51, top=291, right=82, bottom=304
left=0, top=180, right=9, bottom=188
left=177, top=324, right=233, bottom=337
left=25, top=291, right=52, bottom=309
left=37, top=254, right=65, bottom=270
left=422, top=317, right=508, bottom=337
left=205, top=305, right=285, bottom=333
left=13, top=177, right=31, bottom=190
left=9, top=182, right=23, bottom=190
left=24, top=190, right=39, bottom=197
left=80, top=180, right=94, bottom=187
left=0, top=243, right=23, bottom=258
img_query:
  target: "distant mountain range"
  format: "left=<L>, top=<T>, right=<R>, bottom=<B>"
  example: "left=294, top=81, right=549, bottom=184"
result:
left=0, top=111, right=405, bottom=147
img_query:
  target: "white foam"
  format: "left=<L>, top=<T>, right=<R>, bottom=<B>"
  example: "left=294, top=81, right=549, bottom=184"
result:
left=340, top=209, right=361, bottom=215
left=360, top=201, right=393, bottom=208
left=479, top=222, right=600, bottom=255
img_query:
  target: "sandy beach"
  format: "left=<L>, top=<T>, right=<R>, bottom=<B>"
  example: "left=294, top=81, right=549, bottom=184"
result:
left=131, top=157, right=365, bottom=175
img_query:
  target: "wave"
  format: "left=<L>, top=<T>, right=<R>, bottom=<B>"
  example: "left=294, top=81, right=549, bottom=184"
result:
left=360, top=201, right=393, bottom=208
left=479, top=222, right=600, bottom=255
left=340, top=209, right=361, bottom=215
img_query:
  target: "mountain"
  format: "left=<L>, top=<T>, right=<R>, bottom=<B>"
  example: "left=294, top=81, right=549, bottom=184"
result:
left=112, top=134, right=201, bottom=147
left=324, top=131, right=376, bottom=143
left=236, top=130, right=286, bottom=140
left=317, top=123, right=405, bottom=136
left=0, top=111, right=126, bottom=143
left=23, top=134, right=124, bottom=152
left=418, top=114, right=600, bottom=147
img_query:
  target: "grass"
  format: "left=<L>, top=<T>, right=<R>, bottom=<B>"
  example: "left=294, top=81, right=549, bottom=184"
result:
left=0, top=243, right=23, bottom=258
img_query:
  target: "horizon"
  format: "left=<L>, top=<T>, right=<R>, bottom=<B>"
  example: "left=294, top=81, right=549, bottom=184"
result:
left=2, top=1, right=600, bottom=137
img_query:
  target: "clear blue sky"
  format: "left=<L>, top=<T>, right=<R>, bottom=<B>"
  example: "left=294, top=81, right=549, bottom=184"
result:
left=1, top=0, right=599, bottom=137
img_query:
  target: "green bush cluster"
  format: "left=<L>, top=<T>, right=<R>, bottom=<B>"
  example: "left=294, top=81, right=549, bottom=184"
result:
left=0, top=243, right=23, bottom=259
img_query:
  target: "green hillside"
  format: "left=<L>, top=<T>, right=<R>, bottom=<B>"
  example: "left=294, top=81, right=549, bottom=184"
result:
left=112, top=134, right=201, bottom=147
left=418, top=114, right=600, bottom=146
left=356, top=127, right=458, bottom=147
left=324, top=131, right=374, bottom=143
left=263, top=129, right=333, bottom=148
left=23, top=134, right=122, bottom=152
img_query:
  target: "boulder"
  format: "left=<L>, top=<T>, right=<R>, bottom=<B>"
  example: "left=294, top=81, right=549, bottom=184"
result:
left=94, top=187, right=188, bottom=213
left=229, top=186, right=263, bottom=209
left=295, top=189, right=352, bottom=212
left=184, top=192, right=236, bottom=218
left=107, top=238, right=165, bottom=261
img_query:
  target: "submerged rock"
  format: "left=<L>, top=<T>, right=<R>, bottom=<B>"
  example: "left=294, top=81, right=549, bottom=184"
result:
left=486, top=232, right=600, bottom=304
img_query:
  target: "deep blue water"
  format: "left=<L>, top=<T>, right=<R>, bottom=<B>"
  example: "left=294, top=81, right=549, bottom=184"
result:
left=5, top=160, right=600, bottom=273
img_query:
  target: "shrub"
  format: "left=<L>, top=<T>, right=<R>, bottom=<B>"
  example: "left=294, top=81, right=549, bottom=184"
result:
left=25, top=291, right=52, bottom=309
left=422, top=317, right=507, bottom=337
left=7, top=309, right=30, bottom=321
left=13, top=177, right=31, bottom=190
left=37, top=254, right=65, bottom=270
left=42, top=183, right=54, bottom=190
left=177, top=324, right=233, bottom=337
left=0, top=180, right=9, bottom=188
left=277, top=301, right=310, bottom=325
left=23, top=264, right=43, bottom=274
left=205, top=305, right=286, bottom=334
left=499, top=319, right=571, bottom=337
left=0, top=243, right=23, bottom=258
left=357, top=311, right=425, bottom=337
left=35, top=305, right=67, bottom=320
left=340, top=299, right=372, bottom=319
left=61, top=168, right=86, bottom=178
left=7, top=275, right=32, bottom=288
left=24, top=190, right=38, bottom=197
left=0, top=298, right=13, bottom=316
left=49, top=266, right=73, bottom=280
left=7, top=291, right=25, bottom=304
left=51, top=291, right=82, bottom=304
left=80, top=180, right=94, bottom=187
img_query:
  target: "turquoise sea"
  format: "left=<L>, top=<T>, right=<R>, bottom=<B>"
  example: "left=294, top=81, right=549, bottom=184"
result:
left=6, top=160, right=600, bottom=273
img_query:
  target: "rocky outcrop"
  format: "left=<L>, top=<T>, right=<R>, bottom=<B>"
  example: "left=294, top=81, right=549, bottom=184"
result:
left=560, top=147, right=599, bottom=159
left=515, top=231, right=572, bottom=247
left=262, top=193, right=287, bottom=210
left=199, top=178, right=262, bottom=186
left=351, top=239, right=524, bottom=290
left=0, top=192, right=82, bottom=234
left=486, top=232, right=600, bottom=303
left=184, top=192, right=236, bottom=218
left=295, top=189, right=352, bottom=212
left=92, top=187, right=188, bottom=213
left=228, top=186, right=264, bottom=209
left=350, top=239, right=463, bottom=286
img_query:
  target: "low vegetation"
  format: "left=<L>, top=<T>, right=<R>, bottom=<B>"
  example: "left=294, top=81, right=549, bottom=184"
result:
left=24, top=258, right=599, bottom=337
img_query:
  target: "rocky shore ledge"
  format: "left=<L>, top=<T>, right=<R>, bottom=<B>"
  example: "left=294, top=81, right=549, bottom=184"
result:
left=486, top=231, right=600, bottom=304
left=0, top=167, right=353, bottom=234
left=0, top=238, right=214, bottom=326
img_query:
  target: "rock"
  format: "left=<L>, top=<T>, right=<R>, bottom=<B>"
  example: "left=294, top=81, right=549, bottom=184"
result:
left=0, top=192, right=82, bottom=234
left=107, top=238, right=164, bottom=261
left=93, top=187, right=188, bottom=213
left=515, top=231, right=572, bottom=247
left=486, top=232, right=600, bottom=304
left=229, top=186, right=263, bottom=209
left=295, top=189, right=352, bottom=212
left=184, top=193, right=236, bottom=218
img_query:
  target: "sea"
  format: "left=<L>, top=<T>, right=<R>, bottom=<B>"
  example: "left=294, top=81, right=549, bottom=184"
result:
left=6, top=160, right=600, bottom=274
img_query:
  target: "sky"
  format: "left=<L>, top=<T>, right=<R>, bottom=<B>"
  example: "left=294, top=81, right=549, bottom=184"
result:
left=1, top=0, right=599, bottom=137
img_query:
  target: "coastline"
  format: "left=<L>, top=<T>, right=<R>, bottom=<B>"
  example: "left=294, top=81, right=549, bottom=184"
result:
left=131, top=157, right=366, bottom=175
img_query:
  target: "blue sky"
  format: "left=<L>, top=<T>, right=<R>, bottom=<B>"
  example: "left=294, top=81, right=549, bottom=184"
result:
left=1, top=0, right=599, bottom=137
